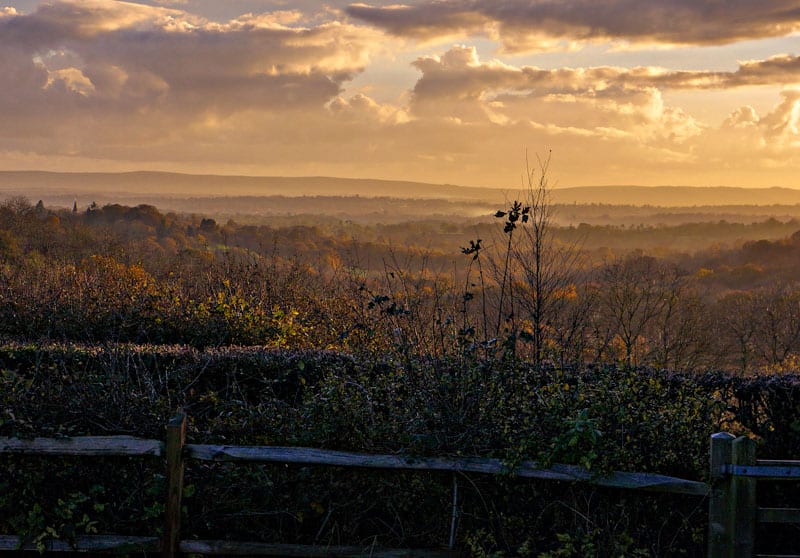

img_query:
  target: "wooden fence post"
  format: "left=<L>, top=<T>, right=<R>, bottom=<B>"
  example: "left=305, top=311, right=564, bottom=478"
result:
left=709, top=432, right=734, bottom=558
left=731, top=436, right=756, bottom=558
left=163, top=413, right=186, bottom=558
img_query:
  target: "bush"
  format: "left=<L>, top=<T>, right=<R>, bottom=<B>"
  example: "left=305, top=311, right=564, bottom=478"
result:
left=4, top=343, right=800, bottom=554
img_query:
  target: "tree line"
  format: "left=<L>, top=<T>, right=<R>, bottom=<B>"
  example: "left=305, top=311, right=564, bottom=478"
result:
left=2, top=193, right=800, bottom=373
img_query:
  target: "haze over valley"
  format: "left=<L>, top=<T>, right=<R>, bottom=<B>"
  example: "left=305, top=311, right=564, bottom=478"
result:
left=4, top=171, right=800, bottom=237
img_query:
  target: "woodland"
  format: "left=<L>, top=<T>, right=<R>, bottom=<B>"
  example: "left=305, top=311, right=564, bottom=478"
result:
left=4, top=179, right=800, bottom=556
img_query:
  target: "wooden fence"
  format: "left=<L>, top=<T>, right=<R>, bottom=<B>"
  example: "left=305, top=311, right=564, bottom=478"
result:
left=0, top=414, right=796, bottom=557
left=708, top=432, right=800, bottom=558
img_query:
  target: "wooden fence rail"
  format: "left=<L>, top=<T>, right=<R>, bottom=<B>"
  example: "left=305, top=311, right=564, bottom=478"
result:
left=3, top=415, right=794, bottom=557
left=184, top=443, right=709, bottom=495
left=0, top=435, right=164, bottom=456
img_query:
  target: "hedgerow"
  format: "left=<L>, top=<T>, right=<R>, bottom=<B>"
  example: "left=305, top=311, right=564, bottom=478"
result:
left=3, top=342, right=800, bottom=555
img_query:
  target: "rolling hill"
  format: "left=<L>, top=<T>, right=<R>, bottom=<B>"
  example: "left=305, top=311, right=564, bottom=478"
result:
left=1, top=171, right=800, bottom=208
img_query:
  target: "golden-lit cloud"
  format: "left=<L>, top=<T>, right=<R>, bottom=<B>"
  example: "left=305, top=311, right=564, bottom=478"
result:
left=18, top=0, right=193, bottom=37
left=409, top=47, right=800, bottom=108
left=0, top=0, right=381, bottom=152
left=347, top=1, right=800, bottom=52
left=328, top=93, right=411, bottom=124
left=400, top=46, right=800, bottom=184
left=0, top=0, right=799, bottom=189
left=404, top=45, right=800, bottom=155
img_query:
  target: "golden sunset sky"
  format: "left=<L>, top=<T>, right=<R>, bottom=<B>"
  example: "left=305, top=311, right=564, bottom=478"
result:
left=1, top=0, right=799, bottom=189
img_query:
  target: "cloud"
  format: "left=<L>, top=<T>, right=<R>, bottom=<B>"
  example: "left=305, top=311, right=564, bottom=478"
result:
left=328, top=93, right=411, bottom=124
left=385, top=47, right=800, bottom=185
left=409, top=46, right=800, bottom=110
left=0, top=0, right=382, bottom=154
left=13, top=0, right=192, bottom=39
left=759, top=89, right=800, bottom=140
left=0, top=1, right=379, bottom=97
left=1, top=2, right=799, bottom=189
left=347, top=1, right=800, bottom=51
left=696, top=90, right=800, bottom=174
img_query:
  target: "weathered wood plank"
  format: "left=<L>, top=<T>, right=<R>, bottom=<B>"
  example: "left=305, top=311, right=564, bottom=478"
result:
left=727, top=464, right=800, bottom=479
left=185, top=445, right=709, bottom=496
left=758, top=507, right=800, bottom=524
left=545, top=463, right=709, bottom=496
left=179, top=540, right=462, bottom=557
left=0, top=436, right=163, bottom=456
left=163, top=413, right=186, bottom=558
left=708, top=432, right=735, bottom=558
left=757, top=460, right=800, bottom=467
left=731, top=436, right=757, bottom=558
left=0, top=535, right=159, bottom=552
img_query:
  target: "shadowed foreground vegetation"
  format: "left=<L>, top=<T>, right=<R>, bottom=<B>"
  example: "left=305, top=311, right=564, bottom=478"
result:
left=3, top=343, right=800, bottom=556
left=3, top=192, right=800, bottom=555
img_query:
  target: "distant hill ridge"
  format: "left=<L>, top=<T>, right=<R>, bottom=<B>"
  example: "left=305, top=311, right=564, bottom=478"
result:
left=0, top=171, right=799, bottom=207
left=556, top=186, right=800, bottom=207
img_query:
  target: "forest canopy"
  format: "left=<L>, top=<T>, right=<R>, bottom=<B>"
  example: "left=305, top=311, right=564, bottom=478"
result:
left=1, top=195, right=800, bottom=372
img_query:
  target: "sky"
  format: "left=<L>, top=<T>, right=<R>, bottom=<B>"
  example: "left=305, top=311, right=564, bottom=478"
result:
left=0, top=1, right=799, bottom=189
